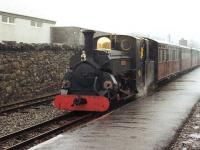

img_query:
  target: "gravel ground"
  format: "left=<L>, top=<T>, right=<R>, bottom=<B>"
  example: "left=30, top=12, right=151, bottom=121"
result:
left=170, top=101, right=200, bottom=150
left=0, top=104, right=64, bottom=137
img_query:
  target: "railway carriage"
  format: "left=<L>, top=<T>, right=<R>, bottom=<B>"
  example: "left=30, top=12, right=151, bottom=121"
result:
left=143, top=38, right=200, bottom=83
left=191, top=48, right=199, bottom=68
left=180, top=46, right=192, bottom=72
left=157, top=43, right=180, bottom=80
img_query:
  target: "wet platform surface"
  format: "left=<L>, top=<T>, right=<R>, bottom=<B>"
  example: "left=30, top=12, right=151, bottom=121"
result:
left=30, top=68, right=200, bottom=150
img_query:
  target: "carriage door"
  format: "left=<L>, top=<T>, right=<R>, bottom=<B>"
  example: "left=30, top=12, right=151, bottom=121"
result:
left=138, top=39, right=154, bottom=91
left=139, top=39, right=146, bottom=86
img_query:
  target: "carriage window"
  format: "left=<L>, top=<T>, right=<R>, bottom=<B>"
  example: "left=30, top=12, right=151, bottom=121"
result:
left=164, top=50, right=167, bottom=61
left=97, top=37, right=111, bottom=51
left=185, top=50, right=186, bottom=59
left=172, top=50, right=175, bottom=60
left=169, top=50, right=172, bottom=61
left=162, top=50, right=166, bottom=62
left=166, top=49, right=169, bottom=61
left=174, top=50, right=177, bottom=60
left=185, top=51, right=187, bottom=59
left=181, top=51, right=183, bottom=59
left=158, top=50, right=162, bottom=63
left=176, top=50, right=179, bottom=60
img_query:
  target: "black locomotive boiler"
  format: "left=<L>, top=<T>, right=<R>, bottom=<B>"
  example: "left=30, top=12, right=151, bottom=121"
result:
left=54, top=30, right=154, bottom=112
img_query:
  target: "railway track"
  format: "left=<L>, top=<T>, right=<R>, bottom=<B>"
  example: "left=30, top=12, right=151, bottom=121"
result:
left=0, top=112, right=95, bottom=150
left=0, top=93, right=135, bottom=150
left=0, top=93, right=58, bottom=114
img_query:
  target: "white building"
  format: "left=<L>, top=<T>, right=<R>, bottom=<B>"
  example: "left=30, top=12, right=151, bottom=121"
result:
left=0, top=11, right=56, bottom=43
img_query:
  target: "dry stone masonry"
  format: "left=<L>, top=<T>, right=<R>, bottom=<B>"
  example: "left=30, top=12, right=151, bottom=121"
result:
left=0, top=44, right=74, bottom=105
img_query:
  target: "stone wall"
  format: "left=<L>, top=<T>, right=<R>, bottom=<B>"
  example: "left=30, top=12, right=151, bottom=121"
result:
left=0, top=49, right=72, bottom=106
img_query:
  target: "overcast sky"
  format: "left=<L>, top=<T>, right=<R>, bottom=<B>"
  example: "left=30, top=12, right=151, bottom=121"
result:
left=0, top=0, right=199, bottom=45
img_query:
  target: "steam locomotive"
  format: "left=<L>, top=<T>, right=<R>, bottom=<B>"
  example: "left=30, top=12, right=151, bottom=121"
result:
left=54, top=30, right=200, bottom=112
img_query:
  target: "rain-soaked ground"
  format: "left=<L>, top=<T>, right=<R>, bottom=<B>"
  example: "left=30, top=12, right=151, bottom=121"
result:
left=30, top=68, right=200, bottom=150
left=170, top=101, right=200, bottom=149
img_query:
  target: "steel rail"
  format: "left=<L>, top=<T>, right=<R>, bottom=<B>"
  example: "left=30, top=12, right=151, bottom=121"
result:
left=7, top=114, right=91, bottom=150
left=0, top=112, right=93, bottom=150
left=0, top=93, right=58, bottom=114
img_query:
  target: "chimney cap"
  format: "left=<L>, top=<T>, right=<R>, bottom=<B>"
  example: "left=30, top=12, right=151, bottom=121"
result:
left=82, top=30, right=95, bottom=34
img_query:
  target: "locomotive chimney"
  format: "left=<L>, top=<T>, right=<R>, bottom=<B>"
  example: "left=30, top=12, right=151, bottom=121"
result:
left=82, top=30, right=95, bottom=51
